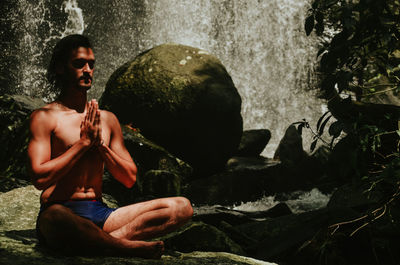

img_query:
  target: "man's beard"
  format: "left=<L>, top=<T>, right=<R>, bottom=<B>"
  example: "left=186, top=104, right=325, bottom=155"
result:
left=76, top=75, right=93, bottom=90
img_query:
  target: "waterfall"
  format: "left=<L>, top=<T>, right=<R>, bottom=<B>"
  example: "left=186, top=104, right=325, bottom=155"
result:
left=1, top=0, right=326, bottom=156
left=0, top=0, right=84, bottom=100
left=60, top=0, right=84, bottom=37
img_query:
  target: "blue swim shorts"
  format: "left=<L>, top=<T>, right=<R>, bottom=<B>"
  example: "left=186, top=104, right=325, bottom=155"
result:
left=36, top=200, right=117, bottom=245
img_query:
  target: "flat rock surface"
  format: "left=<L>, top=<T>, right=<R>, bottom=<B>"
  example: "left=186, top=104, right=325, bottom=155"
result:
left=0, top=186, right=276, bottom=265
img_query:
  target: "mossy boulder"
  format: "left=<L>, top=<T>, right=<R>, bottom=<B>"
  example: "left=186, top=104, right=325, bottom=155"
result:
left=100, top=43, right=243, bottom=176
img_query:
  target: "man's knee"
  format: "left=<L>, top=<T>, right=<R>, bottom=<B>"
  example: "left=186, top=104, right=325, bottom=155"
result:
left=40, top=204, right=72, bottom=227
left=171, top=197, right=193, bottom=221
left=38, top=204, right=73, bottom=248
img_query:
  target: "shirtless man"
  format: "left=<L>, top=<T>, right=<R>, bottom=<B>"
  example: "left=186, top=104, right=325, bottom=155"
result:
left=27, top=34, right=193, bottom=258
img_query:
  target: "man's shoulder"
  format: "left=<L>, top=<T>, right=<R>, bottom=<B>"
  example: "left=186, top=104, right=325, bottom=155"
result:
left=30, top=103, right=60, bottom=124
left=100, top=109, right=123, bottom=131
left=100, top=109, right=118, bottom=122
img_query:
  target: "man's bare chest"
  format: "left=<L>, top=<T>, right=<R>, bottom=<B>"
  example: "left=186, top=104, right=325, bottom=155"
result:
left=50, top=112, right=110, bottom=157
left=51, top=114, right=84, bottom=155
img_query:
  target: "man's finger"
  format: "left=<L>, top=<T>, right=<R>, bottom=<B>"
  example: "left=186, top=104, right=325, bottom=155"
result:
left=85, top=102, right=91, bottom=123
left=90, top=100, right=98, bottom=123
left=88, top=101, right=95, bottom=123
left=94, top=109, right=100, bottom=126
left=97, top=110, right=102, bottom=145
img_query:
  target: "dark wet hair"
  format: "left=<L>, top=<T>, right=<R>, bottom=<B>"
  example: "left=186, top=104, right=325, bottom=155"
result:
left=47, top=34, right=93, bottom=90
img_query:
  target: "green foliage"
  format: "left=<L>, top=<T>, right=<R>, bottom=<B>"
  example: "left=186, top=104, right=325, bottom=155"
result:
left=307, top=0, right=400, bottom=99
left=306, top=0, right=400, bottom=170
left=304, top=1, right=400, bottom=263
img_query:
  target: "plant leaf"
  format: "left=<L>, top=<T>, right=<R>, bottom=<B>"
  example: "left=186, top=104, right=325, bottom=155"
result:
left=305, top=15, right=315, bottom=36
left=329, top=121, right=344, bottom=138
left=316, top=111, right=331, bottom=132
left=310, top=139, right=318, bottom=152
left=318, top=115, right=332, bottom=136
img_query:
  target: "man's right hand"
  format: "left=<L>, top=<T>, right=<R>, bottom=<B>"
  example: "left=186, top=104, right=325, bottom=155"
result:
left=80, top=99, right=102, bottom=147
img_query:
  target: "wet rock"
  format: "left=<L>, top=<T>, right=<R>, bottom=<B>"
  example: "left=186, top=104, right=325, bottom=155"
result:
left=192, top=205, right=255, bottom=226
left=186, top=155, right=324, bottom=206
left=184, top=162, right=283, bottom=206
left=0, top=185, right=276, bottom=265
left=0, top=94, right=45, bottom=185
left=0, top=229, right=275, bottom=265
left=121, top=126, right=193, bottom=182
left=226, top=156, right=279, bottom=171
left=161, top=221, right=245, bottom=255
left=191, top=206, right=262, bottom=251
left=236, top=203, right=292, bottom=219
left=100, top=43, right=243, bottom=176
left=236, top=129, right=271, bottom=157
left=141, top=170, right=182, bottom=198
left=274, top=125, right=307, bottom=165
left=236, top=207, right=360, bottom=262
left=103, top=126, right=192, bottom=205
left=0, top=185, right=41, bottom=231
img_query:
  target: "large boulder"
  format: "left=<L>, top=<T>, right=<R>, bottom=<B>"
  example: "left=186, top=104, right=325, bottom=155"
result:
left=100, top=43, right=243, bottom=176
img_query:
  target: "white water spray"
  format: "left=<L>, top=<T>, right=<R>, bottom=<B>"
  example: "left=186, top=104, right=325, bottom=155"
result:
left=61, top=0, right=85, bottom=37
left=233, top=188, right=331, bottom=214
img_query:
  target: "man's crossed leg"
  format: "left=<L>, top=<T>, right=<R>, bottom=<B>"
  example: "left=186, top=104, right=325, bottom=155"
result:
left=38, top=196, right=193, bottom=259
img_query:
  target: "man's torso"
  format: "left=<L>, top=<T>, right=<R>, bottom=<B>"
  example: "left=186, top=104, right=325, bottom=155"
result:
left=40, top=102, right=111, bottom=204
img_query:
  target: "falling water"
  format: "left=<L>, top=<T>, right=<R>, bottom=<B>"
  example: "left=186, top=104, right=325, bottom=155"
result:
left=1, top=0, right=326, bottom=156
left=0, top=0, right=85, bottom=100
left=61, top=0, right=84, bottom=37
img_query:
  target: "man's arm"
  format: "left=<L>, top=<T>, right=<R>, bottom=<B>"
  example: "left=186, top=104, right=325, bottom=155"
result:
left=97, top=111, right=137, bottom=188
left=28, top=103, right=100, bottom=190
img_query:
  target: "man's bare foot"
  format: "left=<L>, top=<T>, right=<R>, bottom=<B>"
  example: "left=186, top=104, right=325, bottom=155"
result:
left=122, top=240, right=164, bottom=259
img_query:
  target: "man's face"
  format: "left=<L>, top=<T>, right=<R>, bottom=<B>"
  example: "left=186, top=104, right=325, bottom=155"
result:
left=63, top=47, right=95, bottom=90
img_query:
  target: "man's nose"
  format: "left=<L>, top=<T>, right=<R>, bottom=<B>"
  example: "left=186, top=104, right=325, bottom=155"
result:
left=82, top=63, right=91, bottom=72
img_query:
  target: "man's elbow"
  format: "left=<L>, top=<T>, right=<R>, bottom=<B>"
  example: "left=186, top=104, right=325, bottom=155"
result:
left=29, top=170, right=44, bottom=190
left=121, top=165, right=136, bottom=188
left=31, top=177, right=47, bottom=190
left=124, top=175, right=136, bottom=188
left=29, top=169, right=51, bottom=190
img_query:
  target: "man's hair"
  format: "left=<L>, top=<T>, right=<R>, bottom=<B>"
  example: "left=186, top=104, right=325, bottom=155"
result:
left=47, top=34, right=93, bottom=90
